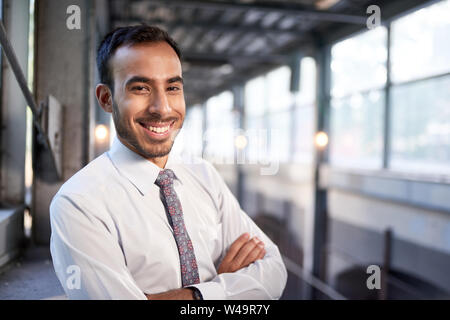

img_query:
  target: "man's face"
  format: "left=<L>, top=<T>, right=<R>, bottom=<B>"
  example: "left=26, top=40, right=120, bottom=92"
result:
left=109, top=41, right=185, bottom=159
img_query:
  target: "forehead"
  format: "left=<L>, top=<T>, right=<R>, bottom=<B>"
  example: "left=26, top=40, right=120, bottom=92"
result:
left=110, top=41, right=182, bottom=81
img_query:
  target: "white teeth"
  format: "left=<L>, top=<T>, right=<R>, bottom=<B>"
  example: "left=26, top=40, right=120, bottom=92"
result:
left=147, top=125, right=170, bottom=133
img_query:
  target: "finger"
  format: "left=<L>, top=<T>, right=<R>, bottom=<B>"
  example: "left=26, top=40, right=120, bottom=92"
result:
left=242, top=241, right=265, bottom=267
left=257, top=248, right=266, bottom=260
left=222, top=233, right=250, bottom=263
left=233, top=236, right=261, bottom=267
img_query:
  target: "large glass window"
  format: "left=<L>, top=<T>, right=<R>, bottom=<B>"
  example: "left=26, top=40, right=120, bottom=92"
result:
left=245, top=76, right=266, bottom=118
left=266, top=66, right=292, bottom=112
left=245, top=76, right=268, bottom=163
left=331, top=27, right=387, bottom=98
left=174, top=105, right=204, bottom=158
left=293, top=57, right=316, bottom=164
left=266, top=66, right=292, bottom=163
left=330, top=90, right=385, bottom=168
left=329, top=27, right=387, bottom=169
left=328, top=0, right=450, bottom=175
left=389, top=0, right=450, bottom=174
left=204, top=91, right=235, bottom=163
left=389, top=72, right=450, bottom=175
left=244, top=59, right=316, bottom=165
left=390, top=0, right=450, bottom=83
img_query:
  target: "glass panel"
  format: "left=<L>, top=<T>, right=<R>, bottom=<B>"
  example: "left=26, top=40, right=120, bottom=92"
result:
left=245, top=76, right=266, bottom=117
left=268, top=110, right=291, bottom=163
left=205, top=91, right=235, bottom=163
left=331, top=27, right=387, bottom=98
left=246, top=116, right=267, bottom=164
left=295, top=56, right=316, bottom=106
left=267, top=66, right=292, bottom=112
left=390, top=75, right=450, bottom=174
left=391, top=0, right=450, bottom=83
left=180, top=105, right=203, bottom=157
left=330, top=90, right=384, bottom=168
left=293, top=104, right=314, bottom=164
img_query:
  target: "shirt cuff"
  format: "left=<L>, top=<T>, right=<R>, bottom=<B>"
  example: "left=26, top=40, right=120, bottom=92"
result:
left=190, top=280, right=227, bottom=300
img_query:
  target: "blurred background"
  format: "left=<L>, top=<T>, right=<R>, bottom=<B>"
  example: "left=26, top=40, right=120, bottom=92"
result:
left=0, top=0, right=449, bottom=300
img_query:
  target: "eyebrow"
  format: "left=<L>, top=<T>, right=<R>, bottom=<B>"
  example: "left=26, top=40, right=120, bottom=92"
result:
left=125, top=75, right=183, bottom=87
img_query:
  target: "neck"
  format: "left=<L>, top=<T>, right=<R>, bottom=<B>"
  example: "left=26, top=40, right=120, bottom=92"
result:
left=117, top=136, right=169, bottom=168
left=147, top=155, right=169, bottom=169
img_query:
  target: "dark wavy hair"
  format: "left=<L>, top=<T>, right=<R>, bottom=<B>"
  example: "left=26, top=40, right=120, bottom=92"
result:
left=96, top=24, right=182, bottom=90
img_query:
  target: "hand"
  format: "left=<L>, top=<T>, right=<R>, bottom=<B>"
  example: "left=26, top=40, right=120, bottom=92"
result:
left=217, top=233, right=266, bottom=274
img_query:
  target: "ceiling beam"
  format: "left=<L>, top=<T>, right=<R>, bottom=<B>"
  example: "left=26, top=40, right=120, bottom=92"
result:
left=182, top=51, right=287, bottom=64
left=112, top=17, right=304, bottom=36
left=131, top=0, right=368, bottom=24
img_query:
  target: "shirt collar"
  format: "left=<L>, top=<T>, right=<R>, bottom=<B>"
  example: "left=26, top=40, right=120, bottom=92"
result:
left=108, top=136, right=183, bottom=195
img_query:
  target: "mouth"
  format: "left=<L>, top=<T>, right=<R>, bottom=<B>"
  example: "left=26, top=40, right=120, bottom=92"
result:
left=138, top=120, right=176, bottom=140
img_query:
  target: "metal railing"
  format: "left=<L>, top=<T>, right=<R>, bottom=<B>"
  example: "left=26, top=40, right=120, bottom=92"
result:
left=0, top=20, right=49, bottom=149
left=281, top=254, right=348, bottom=300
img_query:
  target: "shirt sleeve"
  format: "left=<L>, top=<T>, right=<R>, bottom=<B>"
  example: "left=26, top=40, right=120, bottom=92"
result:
left=49, top=193, right=147, bottom=300
left=192, top=162, right=288, bottom=300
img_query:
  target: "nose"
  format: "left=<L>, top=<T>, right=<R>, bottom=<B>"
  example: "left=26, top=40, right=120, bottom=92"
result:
left=147, top=88, right=171, bottom=115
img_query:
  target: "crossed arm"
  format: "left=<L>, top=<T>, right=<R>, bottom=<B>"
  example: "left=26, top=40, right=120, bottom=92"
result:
left=145, top=233, right=266, bottom=300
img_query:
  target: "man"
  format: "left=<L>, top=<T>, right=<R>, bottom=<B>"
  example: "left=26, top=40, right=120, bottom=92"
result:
left=50, top=24, right=287, bottom=300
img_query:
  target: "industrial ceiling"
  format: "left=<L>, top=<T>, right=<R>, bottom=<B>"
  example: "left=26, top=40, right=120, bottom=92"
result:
left=109, top=0, right=428, bottom=106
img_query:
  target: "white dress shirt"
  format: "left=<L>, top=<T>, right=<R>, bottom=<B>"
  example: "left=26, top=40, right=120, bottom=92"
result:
left=50, top=136, right=287, bottom=300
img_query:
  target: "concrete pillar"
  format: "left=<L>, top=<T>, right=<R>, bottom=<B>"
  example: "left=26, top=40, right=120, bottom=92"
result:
left=0, top=0, right=30, bottom=268
left=32, top=0, right=97, bottom=244
left=0, top=0, right=29, bottom=205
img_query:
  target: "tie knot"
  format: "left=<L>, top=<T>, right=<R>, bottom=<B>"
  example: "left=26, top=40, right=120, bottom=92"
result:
left=155, top=169, right=175, bottom=188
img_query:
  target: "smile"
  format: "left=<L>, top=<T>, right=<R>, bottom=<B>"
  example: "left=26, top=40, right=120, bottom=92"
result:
left=138, top=120, right=175, bottom=138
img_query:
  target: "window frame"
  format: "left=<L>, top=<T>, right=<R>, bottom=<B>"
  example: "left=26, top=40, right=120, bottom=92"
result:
left=326, top=0, right=450, bottom=181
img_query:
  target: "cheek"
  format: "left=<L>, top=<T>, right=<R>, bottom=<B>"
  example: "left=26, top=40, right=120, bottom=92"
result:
left=170, top=96, right=185, bottom=116
left=118, top=96, right=145, bottom=121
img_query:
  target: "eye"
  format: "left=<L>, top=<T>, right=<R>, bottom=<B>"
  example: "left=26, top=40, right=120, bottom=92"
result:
left=167, top=86, right=181, bottom=91
left=132, top=85, right=150, bottom=92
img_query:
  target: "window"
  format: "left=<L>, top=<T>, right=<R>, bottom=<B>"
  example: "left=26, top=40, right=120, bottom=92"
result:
left=328, top=0, right=450, bottom=175
left=204, top=91, right=235, bottom=163
left=173, top=105, right=204, bottom=158
left=330, top=90, right=385, bottom=168
left=331, top=27, right=387, bottom=98
left=389, top=0, right=450, bottom=174
left=245, top=76, right=268, bottom=163
left=390, top=0, right=450, bottom=83
left=266, top=66, right=292, bottom=163
left=390, top=77, right=450, bottom=174
left=245, top=66, right=293, bottom=164
left=329, top=27, right=387, bottom=169
left=245, top=76, right=266, bottom=118
left=293, top=57, right=316, bottom=164
left=266, top=66, right=292, bottom=112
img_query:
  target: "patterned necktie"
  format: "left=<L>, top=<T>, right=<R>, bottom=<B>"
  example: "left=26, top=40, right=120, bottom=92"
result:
left=155, top=169, right=200, bottom=287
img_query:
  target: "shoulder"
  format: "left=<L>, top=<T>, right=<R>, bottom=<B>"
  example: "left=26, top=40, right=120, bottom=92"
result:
left=175, top=154, right=224, bottom=186
left=51, top=152, right=118, bottom=213
left=57, top=152, right=115, bottom=195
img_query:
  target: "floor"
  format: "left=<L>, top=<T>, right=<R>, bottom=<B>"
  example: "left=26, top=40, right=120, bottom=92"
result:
left=0, top=244, right=66, bottom=300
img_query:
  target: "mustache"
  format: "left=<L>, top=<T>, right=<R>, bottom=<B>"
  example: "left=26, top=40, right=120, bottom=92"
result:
left=137, top=116, right=178, bottom=123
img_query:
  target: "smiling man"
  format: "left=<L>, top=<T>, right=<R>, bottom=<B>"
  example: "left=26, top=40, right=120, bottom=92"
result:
left=49, top=24, right=287, bottom=300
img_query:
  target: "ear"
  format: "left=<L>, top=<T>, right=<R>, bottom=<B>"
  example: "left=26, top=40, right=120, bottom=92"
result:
left=95, top=84, right=113, bottom=113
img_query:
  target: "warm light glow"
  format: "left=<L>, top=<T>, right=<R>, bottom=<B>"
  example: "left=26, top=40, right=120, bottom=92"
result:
left=315, top=131, right=329, bottom=148
left=95, top=124, right=109, bottom=142
left=234, top=135, right=248, bottom=150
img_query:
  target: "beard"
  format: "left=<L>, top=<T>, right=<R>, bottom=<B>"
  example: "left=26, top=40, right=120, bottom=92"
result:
left=111, top=101, right=182, bottom=159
